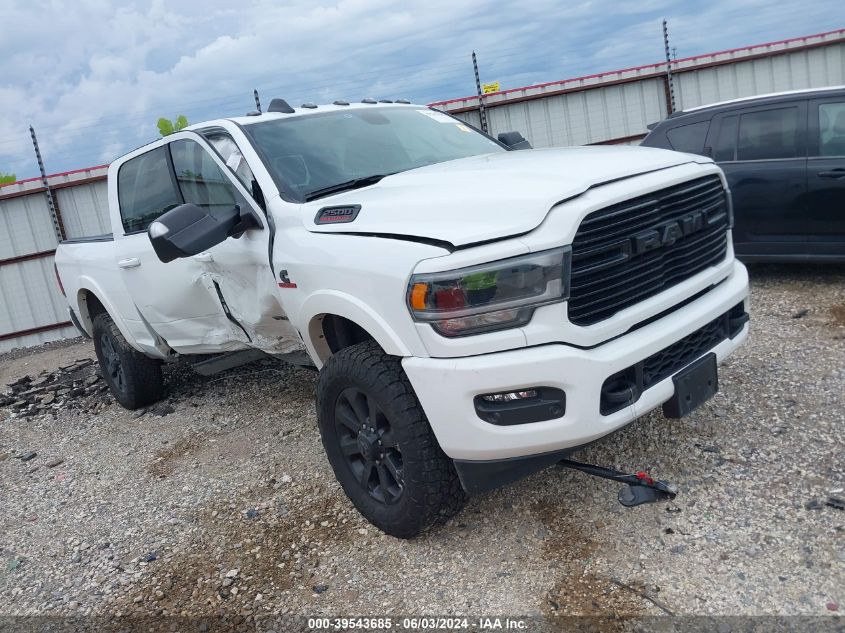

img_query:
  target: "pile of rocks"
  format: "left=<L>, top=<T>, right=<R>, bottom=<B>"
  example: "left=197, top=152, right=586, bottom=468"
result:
left=0, top=358, right=110, bottom=417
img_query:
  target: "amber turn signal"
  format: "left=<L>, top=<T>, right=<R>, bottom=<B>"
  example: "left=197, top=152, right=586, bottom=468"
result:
left=410, top=282, right=429, bottom=310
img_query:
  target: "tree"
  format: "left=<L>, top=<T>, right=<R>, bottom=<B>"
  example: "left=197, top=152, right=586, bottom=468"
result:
left=0, top=171, right=16, bottom=185
left=156, top=115, right=189, bottom=137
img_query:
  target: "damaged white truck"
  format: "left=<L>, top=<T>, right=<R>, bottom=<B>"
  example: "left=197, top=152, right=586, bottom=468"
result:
left=54, top=99, right=749, bottom=537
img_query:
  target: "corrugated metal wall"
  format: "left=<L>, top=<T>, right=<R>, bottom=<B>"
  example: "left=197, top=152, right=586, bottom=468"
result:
left=56, top=181, right=111, bottom=238
left=451, top=76, right=668, bottom=147
left=675, top=40, right=845, bottom=109
left=0, top=168, right=108, bottom=352
left=433, top=29, right=845, bottom=149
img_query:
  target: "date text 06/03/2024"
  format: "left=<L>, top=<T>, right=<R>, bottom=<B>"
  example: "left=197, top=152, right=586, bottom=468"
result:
left=306, top=616, right=528, bottom=630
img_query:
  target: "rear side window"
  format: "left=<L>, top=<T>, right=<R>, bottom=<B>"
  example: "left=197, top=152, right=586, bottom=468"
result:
left=737, top=107, right=800, bottom=160
left=713, top=116, right=738, bottom=162
left=666, top=121, right=710, bottom=154
left=117, top=147, right=181, bottom=233
left=817, top=101, right=845, bottom=157
left=169, top=139, right=243, bottom=219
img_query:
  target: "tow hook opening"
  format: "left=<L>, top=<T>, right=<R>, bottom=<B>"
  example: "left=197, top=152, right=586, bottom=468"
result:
left=557, top=457, right=678, bottom=507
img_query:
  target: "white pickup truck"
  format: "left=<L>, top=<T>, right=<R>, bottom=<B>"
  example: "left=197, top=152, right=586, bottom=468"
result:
left=55, top=99, right=749, bottom=537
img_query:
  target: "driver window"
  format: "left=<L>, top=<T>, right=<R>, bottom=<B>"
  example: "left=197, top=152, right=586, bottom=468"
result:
left=169, top=139, right=247, bottom=219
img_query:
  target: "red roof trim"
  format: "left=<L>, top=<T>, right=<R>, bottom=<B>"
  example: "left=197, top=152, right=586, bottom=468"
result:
left=429, top=28, right=845, bottom=107
left=0, top=320, right=73, bottom=342
left=0, top=164, right=109, bottom=189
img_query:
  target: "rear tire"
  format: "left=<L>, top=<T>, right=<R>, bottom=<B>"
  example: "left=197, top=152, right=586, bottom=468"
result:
left=92, top=312, right=164, bottom=410
left=316, top=341, right=466, bottom=538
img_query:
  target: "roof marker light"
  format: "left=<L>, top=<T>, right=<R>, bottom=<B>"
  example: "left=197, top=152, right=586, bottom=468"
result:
left=333, top=100, right=350, bottom=106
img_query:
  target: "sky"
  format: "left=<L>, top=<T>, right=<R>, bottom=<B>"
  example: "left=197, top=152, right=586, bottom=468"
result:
left=0, top=0, right=841, bottom=180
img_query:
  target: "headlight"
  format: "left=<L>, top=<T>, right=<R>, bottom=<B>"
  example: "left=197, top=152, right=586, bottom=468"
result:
left=407, top=247, right=571, bottom=337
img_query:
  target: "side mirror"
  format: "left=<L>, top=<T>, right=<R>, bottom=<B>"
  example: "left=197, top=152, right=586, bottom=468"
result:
left=148, top=203, right=261, bottom=263
left=497, top=131, right=532, bottom=150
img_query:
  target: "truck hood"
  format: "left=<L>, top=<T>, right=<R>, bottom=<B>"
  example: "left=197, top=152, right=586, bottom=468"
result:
left=301, top=145, right=706, bottom=247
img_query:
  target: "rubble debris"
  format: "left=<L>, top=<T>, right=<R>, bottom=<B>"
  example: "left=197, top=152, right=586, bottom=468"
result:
left=826, top=496, right=844, bottom=511
left=792, top=308, right=809, bottom=319
left=15, top=452, right=37, bottom=462
left=147, top=402, right=175, bottom=418
left=46, top=457, right=65, bottom=468
left=1, top=359, right=109, bottom=418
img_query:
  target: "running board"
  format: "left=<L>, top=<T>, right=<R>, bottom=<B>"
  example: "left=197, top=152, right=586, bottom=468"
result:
left=191, top=349, right=316, bottom=376
left=192, top=349, right=268, bottom=376
left=274, top=350, right=316, bottom=368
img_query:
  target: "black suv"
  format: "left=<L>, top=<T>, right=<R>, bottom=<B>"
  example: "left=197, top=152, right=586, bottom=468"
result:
left=641, top=86, right=845, bottom=262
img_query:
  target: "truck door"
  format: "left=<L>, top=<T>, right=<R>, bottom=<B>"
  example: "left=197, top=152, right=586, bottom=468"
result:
left=806, top=96, right=845, bottom=256
left=114, top=145, right=234, bottom=352
left=708, top=102, right=808, bottom=257
left=166, top=133, right=301, bottom=353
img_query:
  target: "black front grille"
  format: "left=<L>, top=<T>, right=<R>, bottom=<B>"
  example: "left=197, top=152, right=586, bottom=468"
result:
left=569, top=175, right=729, bottom=326
left=599, top=302, right=748, bottom=415
left=642, top=317, right=725, bottom=389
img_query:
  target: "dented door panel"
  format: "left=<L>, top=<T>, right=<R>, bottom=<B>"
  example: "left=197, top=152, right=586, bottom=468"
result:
left=166, top=134, right=303, bottom=354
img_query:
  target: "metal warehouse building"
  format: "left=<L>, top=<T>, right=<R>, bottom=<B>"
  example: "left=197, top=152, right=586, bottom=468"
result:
left=430, top=29, right=845, bottom=147
left=2, top=28, right=844, bottom=351
left=0, top=167, right=108, bottom=351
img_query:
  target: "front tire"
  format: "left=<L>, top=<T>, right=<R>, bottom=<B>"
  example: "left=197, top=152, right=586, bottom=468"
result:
left=92, top=312, right=164, bottom=410
left=316, top=341, right=466, bottom=538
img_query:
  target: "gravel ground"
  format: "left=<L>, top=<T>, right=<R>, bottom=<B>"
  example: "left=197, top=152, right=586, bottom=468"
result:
left=0, top=264, right=842, bottom=628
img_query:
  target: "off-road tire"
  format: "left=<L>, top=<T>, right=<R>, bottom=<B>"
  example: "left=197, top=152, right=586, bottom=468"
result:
left=316, top=341, right=466, bottom=538
left=92, top=312, right=164, bottom=410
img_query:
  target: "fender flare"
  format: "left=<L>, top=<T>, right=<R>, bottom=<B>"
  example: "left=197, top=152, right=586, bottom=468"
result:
left=299, top=290, right=415, bottom=368
left=76, top=276, right=167, bottom=359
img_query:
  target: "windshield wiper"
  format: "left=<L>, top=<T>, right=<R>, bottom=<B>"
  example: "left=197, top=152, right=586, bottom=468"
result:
left=303, top=173, right=397, bottom=201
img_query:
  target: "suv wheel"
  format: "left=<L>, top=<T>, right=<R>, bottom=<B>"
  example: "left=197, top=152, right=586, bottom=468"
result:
left=316, top=341, right=466, bottom=538
left=92, top=312, right=165, bottom=410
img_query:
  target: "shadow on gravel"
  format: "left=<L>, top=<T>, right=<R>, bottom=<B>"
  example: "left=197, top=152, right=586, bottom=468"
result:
left=745, top=261, right=845, bottom=281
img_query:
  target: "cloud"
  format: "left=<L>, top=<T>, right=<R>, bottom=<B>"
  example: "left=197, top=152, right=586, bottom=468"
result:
left=0, top=0, right=840, bottom=178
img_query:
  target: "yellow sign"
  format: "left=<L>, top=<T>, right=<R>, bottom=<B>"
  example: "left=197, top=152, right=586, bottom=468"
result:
left=482, top=81, right=500, bottom=94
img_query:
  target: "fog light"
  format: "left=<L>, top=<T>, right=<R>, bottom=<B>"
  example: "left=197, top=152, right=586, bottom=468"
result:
left=481, top=390, right=538, bottom=402
left=474, top=387, right=565, bottom=426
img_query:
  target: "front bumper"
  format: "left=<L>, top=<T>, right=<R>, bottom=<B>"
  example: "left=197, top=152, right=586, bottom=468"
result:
left=402, top=260, right=749, bottom=462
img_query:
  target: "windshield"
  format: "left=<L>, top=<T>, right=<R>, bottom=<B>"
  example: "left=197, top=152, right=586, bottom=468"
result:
left=244, top=107, right=505, bottom=201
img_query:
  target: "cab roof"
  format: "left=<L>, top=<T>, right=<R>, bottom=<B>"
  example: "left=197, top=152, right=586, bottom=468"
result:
left=217, top=101, right=424, bottom=128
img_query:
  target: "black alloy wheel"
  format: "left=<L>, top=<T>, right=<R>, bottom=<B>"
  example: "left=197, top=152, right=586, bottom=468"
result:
left=91, top=311, right=164, bottom=410
left=99, top=330, right=127, bottom=397
left=334, top=386, right=404, bottom=504
left=315, top=341, right=466, bottom=538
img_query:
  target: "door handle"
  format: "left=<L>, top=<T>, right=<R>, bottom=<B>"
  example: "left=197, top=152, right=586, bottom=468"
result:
left=117, top=258, right=141, bottom=269
left=193, top=253, right=214, bottom=263
left=818, top=169, right=845, bottom=179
